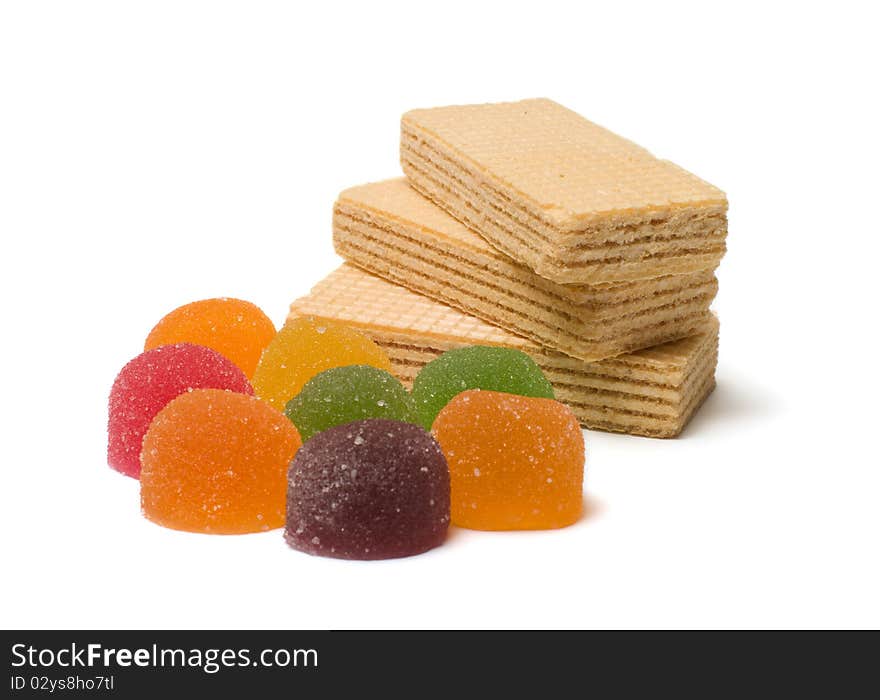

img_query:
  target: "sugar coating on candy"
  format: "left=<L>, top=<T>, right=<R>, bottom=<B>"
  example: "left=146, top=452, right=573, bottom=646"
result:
left=145, top=298, right=275, bottom=378
left=432, top=390, right=584, bottom=530
left=411, top=345, right=554, bottom=429
left=285, top=419, right=450, bottom=560
left=141, top=389, right=301, bottom=534
left=252, top=316, right=392, bottom=411
left=107, top=343, right=253, bottom=479
left=284, top=365, right=419, bottom=442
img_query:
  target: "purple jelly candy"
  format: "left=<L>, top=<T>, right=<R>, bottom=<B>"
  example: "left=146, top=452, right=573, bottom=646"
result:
left=285, top=419, right=450, bottom=560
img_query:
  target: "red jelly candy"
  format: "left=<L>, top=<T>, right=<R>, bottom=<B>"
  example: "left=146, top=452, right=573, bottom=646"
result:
left=107, top=343, right=253, bottom=478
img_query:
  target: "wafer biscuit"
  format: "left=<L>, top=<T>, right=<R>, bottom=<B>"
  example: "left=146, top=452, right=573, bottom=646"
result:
left=334, top=178, right=717, bottom=362
left=289, top=265, right=718, bottom=438
left=401, top=99, right=727, bottom=284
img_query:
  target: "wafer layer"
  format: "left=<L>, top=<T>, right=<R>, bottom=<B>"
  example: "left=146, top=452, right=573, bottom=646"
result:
left=334, top=178, right=717, bottom=362
left=289, top=265, right=718, bottom=438
left=401, top=99, right=728, bottom=284
left=333, top=179, right=717, bottom=361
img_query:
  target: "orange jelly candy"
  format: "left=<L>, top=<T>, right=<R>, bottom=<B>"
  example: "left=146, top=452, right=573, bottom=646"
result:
left=145, top=298, right=276, bottom=378
left=432, top=390, right=584, bottom=530
left=252, top=316, right=392, bottom=411
left=140, top=389, right=301, bottom=534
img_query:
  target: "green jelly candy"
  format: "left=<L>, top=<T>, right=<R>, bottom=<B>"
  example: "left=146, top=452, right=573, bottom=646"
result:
left=411, top=346, right=554, bottom=429
left=284, top=365, right=418, bottom=441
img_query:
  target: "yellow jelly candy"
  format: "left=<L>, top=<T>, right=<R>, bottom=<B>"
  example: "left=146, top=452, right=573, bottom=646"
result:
left=252, top=317, right=392, bottom=410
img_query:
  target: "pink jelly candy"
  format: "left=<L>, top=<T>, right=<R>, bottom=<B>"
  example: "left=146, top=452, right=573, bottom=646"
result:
left=107, top=343, right=253, bottom=478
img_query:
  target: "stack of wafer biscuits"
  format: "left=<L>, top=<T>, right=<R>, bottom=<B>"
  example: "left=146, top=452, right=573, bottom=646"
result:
left=292, top=99, right=727, bottom=437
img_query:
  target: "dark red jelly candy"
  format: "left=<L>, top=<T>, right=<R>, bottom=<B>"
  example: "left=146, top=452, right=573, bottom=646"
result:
left=107, top=343, right=253, bottom=478
left=285, top=419, right=450, bottom=560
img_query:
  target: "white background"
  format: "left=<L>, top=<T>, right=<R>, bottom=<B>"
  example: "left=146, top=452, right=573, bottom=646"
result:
left=1, top=1, right=878, bottom=630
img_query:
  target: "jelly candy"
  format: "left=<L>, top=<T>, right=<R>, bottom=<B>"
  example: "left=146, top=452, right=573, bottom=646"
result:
left=141, top=389, right=301, bottom=534
left=411, top=346, right=554, bottom=429
left=285, top=365, right=419, bottom=441
left=432, top=390, right=583, bottom=530
left=284, top=365, right=418, bottom=442
left=145, top=298, right=275, bottom=378
left=252, top=317, right=392, bottom=411
left=108, top=343, right=253, bottom=479
left=285, top=419, right=450, bottom=559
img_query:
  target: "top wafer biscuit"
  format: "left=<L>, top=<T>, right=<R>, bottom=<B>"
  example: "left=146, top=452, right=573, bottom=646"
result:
left=401, top=98, right=728, bottom=284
